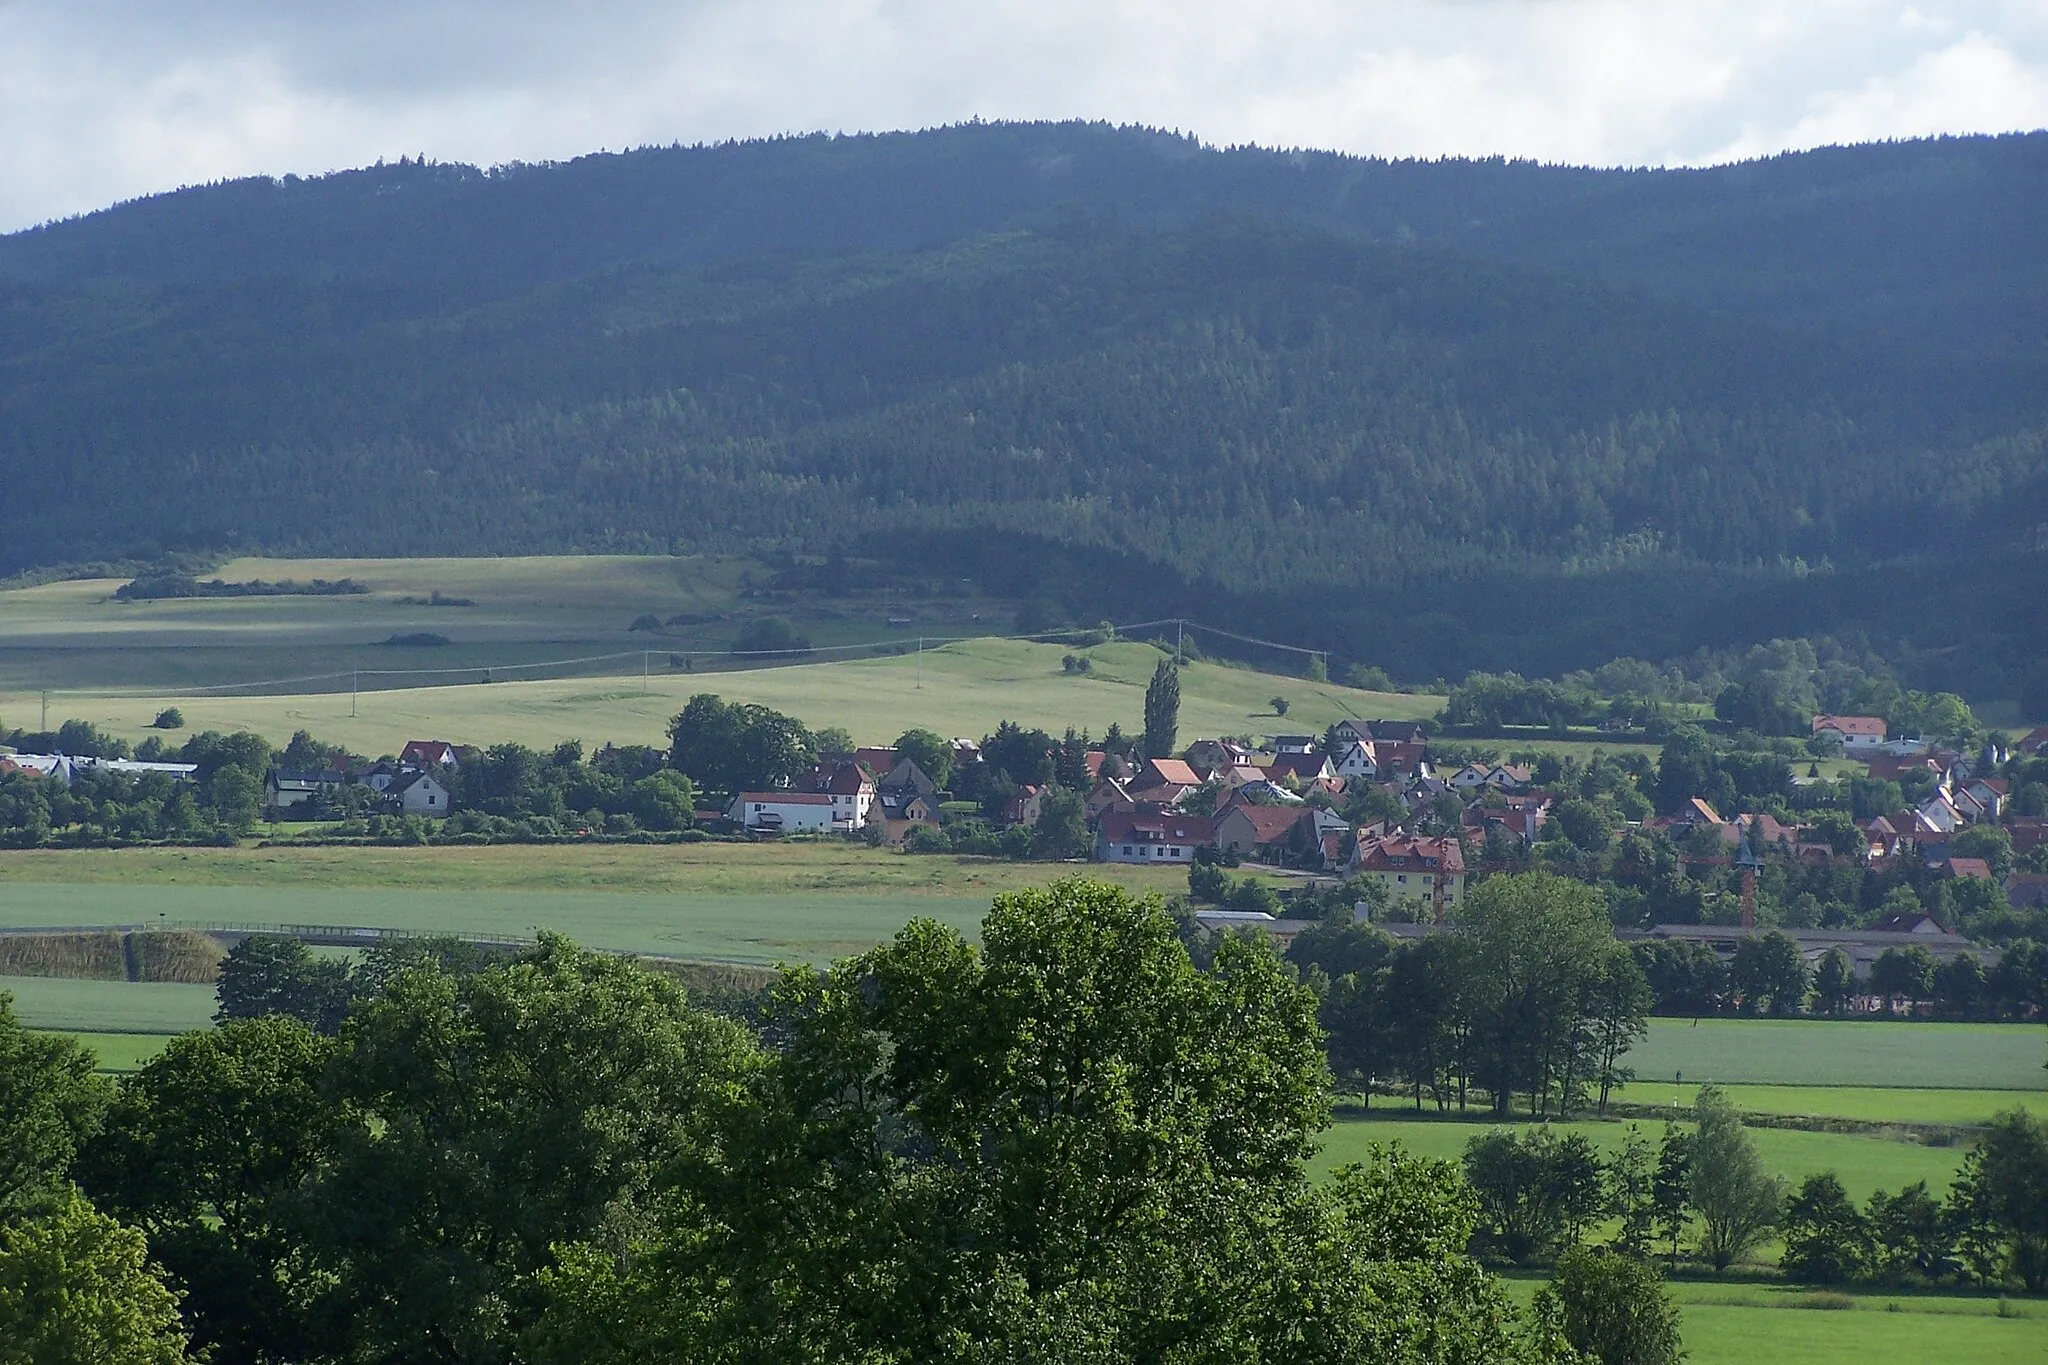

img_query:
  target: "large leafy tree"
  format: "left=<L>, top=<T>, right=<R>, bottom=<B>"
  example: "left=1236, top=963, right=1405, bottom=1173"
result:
left=665, top=694, right=816, bottom=796
left=307, top=935, right=761, bottom=1364
left=536, top=879, right=1572, bottom=1363
left=213, top=934, right=354, bottom=1035
left=1539, top=1245, right=1683, bottom=1365
left=1948, top=1107, right=2048, bottom=1291
left=1454, top=872, right=1612, bottom=1118
left=77, top=1017, right=340, bottom=1365
left=0, top=1191, right=196, bottom=1365
left=1688, top=1084, right=1782, bottom=1272
left=0, top=993, right=110, bottom=1220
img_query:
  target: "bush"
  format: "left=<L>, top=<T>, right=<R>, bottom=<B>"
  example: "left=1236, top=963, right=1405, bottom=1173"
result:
left=151, top=708, right=185, bottom=731
left=1540, top=1246, right=1684, bottom=1365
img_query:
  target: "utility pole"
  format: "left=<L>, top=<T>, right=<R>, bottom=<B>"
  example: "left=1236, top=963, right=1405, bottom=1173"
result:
left=1175, top=619, right=1183, bottom=666
left=41, top=690, right=48, bottom=731
left=350, top=671, right=358, bottom=719
left=916, top=637, right=923, bottom=689
left=642, top=650, right=650, bottom=693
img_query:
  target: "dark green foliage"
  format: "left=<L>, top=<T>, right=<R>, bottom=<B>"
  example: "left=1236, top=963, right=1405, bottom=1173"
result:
left=891, top=727, right=953, bottom=790
left=729, top=615, right=810, bottom=657
left=1540, top=1245, right=1684, bottom=1365
left=1730, top=931, right=1810, bottom=1017
left=77, top=1018, right=338, bottom=1365
left=1461, top=1127, right=1608, bottom=1263
left=1948, top=1108, right=2048, bottom=1292
left=2, top=128, right=2046, bottom=687
left=664, top=693, right=816, bottom=796
left=213, top=936, right=353, bottom=1035
left=1866, top=1182, right=1950, bottom=1284
left=1144, top=658, right=1180, bottom=760
left=1780, top=1173, right=1870, bottom=1283
left=1688, top=1084, right=1783, bottom=1273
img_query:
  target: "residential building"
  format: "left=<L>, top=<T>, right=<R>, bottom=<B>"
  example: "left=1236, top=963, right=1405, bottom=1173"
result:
left=1094, top=811, right=1217, bottom=864
left=1214, top=804, right=1311, bottom=861
left=399, top=739, right=463, bottom=769
left=1812, top=714, right=1886, bottom=752
left=1350, top=834, right=1467, bottom=918
left=729, top=791, right=842, bottom=833
left=391, top=769, right=452, bottom=816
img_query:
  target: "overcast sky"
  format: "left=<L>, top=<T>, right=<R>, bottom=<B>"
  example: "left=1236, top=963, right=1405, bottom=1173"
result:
left=4, top=1, right=2046, bottom=232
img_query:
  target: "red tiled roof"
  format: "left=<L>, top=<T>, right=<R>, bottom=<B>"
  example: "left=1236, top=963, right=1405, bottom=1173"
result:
left=739, top=792, right=834, bottom=806
left=1813, top=714, right=1886, bottom=737
left=1222, top=804, right=1311, bottom=841
left=1356, top=834, right=1466, bottom=874
left=1942, top=857, right=1994, bottom=881
left=1138, top=758, right=1201, bottom=788
left=1097, top=811, right=1217, bottom=844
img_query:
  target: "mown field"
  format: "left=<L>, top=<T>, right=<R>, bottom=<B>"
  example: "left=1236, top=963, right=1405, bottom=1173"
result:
left=1623, top=1017, right=2048, bottom=1091
left=3, top=976, right=217, bottom=1035
left=1497, top=1276, right=2046, bottom=1365
left=0, top=555, right=1439, bottom=750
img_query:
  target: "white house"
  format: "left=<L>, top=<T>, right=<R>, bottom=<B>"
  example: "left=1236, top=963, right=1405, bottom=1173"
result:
left=1333, top=742, right=1379, bottom=780
left=1812, top=715, right=1886, bottom=753
left=391, top=770, right=451, bottom=816
left=729, top=791, right=845, bottom=833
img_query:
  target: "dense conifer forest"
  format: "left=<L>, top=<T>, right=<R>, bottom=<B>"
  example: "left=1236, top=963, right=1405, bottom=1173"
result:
left=2, top=122, right=2042, bottom=692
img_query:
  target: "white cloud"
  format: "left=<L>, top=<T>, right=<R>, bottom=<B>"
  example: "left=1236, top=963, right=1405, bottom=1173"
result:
left=1, top=0, right=2044, bottom=231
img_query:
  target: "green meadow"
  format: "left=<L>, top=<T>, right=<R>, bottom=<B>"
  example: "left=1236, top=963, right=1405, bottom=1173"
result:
left=1626, top=1017, right=2048, bottom=1091
left=1618, top=1084, right=2047, bottom=1128
left=1497, top=1277, right=2047, bottom=1365
left=1, top=976, right=217, bottom=1035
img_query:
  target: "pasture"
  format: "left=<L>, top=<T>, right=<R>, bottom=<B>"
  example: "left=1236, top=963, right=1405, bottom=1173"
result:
left=1311, top=1114, right=1967, bottom=1202
left=1617, top=1084, right=2047, bottom=1127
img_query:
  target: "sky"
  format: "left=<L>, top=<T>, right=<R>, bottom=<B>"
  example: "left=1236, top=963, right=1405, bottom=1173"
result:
left=3, top=1, right=2047, bottom=232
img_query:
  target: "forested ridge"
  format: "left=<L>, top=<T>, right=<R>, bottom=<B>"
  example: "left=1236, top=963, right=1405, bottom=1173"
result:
left=2, top=122, right=2043, bottom=690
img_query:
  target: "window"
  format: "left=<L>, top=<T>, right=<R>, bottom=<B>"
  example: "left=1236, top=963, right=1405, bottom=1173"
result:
left=428, top=795, right=437, bottom=806
left=1397, top=874, right=1407, bottom=883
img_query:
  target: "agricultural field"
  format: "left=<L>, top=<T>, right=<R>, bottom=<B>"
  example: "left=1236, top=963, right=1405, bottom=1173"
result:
left=1311, top=1113, right=1968, bottom=1202
left=1620, top=1084, right=2047, bottom=1128
left=1497, top=1276, right=2046, bottom=1365
left=1625, top=1017, right=2048, bottom=1091
left=0, top=554, right=1437, bottom=751
left=0, top=843, right=1218, bottom=964
left=0, top=975, right=217, bottom=1034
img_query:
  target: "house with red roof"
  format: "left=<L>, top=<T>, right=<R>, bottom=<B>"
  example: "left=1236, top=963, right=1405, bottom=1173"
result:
left=1094, top=811, right=1217, bottom=864
left=1214, top=804, right=1313, bottom=861
left=399, top=739, right=462, bottom=769
left=728, top=791, right=844, bottom=833
left=1939, top=856, right=1994, bottom=882
left=1349, top=834, right=1467, bottom=919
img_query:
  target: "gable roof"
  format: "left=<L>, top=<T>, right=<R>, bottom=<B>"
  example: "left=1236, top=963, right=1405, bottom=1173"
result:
left=1136, top=758, right=1201, bottom=789
left=399, top=739, right=460, bottom=767
left=1941, top=857, right=1994, bottom=881
left=738, top=791, right=835, bottom=806
left=1219, top=804, right=1311, bottom=842
left=1355, top=834, right=1466, bottom=874
left=1097, top=811, right=1217, bottom=845
left=1813, top=714, right=1886, bottom=737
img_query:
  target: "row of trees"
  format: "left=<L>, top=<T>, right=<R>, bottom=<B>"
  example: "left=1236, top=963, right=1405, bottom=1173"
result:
left=1281, top=874, right=1653, bottom=1120
left=1, top=881, right=1603, bottom=1364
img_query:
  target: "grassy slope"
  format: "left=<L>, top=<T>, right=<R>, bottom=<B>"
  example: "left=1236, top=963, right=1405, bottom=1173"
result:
left=0, top=572, right=1439, bottom=750
left=1628, top=1018, right=2048, bottom=1091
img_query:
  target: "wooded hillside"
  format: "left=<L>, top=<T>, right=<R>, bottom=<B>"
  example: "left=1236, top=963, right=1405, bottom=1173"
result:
left=2, top=123, right=2042, bottom=693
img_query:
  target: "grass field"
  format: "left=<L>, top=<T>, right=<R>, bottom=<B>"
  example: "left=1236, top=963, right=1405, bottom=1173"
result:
left=46, top=1030, right=178, bottom=1072
left=0, top=843, right=1223, bottom=965
left=1627, top=1017, right=2048, bottom=1091
left=1617, top=1083, right=2048, bottom=1127
left=1, top=976, right=218, bottom=1034
left=1311, top=1114, right=1967, bottom=1201
left=1497, top=1276, right=2047, bottom=1365
left=0, top=555, right=1438, bottom=750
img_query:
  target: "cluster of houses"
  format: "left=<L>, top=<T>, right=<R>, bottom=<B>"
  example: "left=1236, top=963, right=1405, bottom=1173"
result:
left=263, top=739, right=459, bottom=817
left=0, top=753, right=199, bottom=783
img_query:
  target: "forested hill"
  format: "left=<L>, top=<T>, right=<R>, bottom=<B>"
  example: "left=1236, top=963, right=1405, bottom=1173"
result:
left=6, top=123, right=2044, bottom=358
left=1, top=123, right=2044, bottom=692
